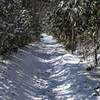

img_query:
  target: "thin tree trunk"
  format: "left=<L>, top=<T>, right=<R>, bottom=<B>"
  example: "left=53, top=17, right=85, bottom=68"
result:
left=94, top=30, right=98, bottom=67
left=94, top=48, right=98, bottom=66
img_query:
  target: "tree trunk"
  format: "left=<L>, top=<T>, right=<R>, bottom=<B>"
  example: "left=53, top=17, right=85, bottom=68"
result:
left=94, top=30, right=98, bottom=67
left=94, top=48, right=98, bottom=66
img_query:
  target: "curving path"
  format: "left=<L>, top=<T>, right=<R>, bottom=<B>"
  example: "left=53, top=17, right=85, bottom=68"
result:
left=0, top=34, right=99, bottom=100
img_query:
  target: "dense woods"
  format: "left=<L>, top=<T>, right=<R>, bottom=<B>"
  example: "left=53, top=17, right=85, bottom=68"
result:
left=0, top=0, right=100, bottom=67
left=1, top=0, right=100, bottom=99
left=48, top=0, right=100, bottom=67
left=0, top=0, right=50, bottom=56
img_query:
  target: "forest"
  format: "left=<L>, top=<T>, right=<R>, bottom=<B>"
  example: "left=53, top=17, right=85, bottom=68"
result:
left=0, top=0, right=48, bottom=56
left=0, top=0, right=100, bottom=100
left=49, top=0, right=100, bottom=67
left=0, top=0, right=100, bottom=67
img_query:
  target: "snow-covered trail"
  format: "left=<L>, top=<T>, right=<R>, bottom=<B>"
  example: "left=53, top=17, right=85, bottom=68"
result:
left=0, top=34, right=99, bottom=100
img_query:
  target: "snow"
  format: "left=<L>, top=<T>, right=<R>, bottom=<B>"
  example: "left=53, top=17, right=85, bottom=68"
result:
left=0, top=33, right=100, bottom=100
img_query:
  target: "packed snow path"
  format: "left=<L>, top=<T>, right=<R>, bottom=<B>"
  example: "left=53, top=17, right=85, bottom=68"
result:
left=0, top=34, right=100, bottom=100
